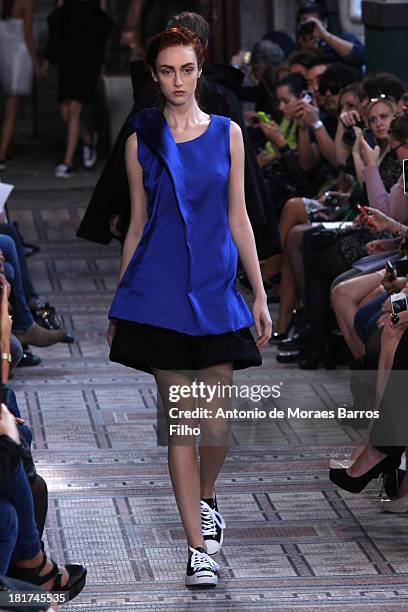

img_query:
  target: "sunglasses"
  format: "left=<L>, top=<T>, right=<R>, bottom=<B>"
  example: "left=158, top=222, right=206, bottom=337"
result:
left=319, top=83, right=342, bottom=96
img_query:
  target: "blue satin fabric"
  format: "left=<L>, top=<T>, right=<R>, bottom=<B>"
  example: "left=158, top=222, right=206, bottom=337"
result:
left=108, top=107, right=254, bottom=335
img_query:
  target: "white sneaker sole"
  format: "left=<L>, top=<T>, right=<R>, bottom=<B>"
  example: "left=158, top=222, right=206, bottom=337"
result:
left=185, top=572, right=218, bottom=587
left=55, top=173, right=74, bottom=179
left=83, top=159, right=97, bottom=170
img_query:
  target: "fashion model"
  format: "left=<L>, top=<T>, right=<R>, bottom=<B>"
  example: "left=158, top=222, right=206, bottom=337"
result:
left=107, top=26, right=272, bottom=588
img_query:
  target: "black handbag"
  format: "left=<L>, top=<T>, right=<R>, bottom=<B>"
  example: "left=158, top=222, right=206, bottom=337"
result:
left=308, top=225, right=375, bottom=268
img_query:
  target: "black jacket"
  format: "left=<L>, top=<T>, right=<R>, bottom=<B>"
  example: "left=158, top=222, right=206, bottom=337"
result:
left=77, top=61, right=281, bottom=258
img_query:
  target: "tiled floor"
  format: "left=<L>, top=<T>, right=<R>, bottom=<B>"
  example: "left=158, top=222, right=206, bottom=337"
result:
left=5, top=152, right=408, bottom=611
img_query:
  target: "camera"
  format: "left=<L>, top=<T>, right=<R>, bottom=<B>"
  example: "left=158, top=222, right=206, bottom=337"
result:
left=342, top=120, right=365, bottom=147
left=391, top=292, right=408, bottom=315
left=297, top=21, right=316, bottom=38
left=301, top=90, right=313, bottom=104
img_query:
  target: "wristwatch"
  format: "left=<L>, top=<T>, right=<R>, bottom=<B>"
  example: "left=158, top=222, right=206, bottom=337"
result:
left=1, top=352, right=12, bottom=363
left=311, top=120, right=324, bottom=131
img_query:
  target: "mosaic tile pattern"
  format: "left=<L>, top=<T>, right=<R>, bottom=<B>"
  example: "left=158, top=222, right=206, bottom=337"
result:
left=5, top=160, right=408, bottom=611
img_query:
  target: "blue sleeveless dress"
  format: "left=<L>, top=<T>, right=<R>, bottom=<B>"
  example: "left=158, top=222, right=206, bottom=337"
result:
left=109, top=107, right=262, bottom=373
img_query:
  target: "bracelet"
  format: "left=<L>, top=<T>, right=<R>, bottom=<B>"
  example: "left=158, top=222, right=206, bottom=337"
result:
left=311, top=120, right=324, bottom=131
left=1, top=352, right=11, bottom=363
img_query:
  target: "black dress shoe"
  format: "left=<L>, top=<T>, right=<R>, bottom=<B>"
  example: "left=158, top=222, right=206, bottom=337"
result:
left=276, top=350, right=304, bottom=364
left=17, top=346, right=41, bottom=367
left=329, top=456, right=400, bottom=494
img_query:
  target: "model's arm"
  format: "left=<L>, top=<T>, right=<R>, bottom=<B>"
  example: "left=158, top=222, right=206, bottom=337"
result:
left=228, top=122, right=272, bottom=347
left=107, top=133, right=148, bottom=346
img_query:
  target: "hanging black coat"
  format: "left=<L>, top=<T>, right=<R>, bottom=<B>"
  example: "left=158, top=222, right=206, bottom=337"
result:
left=77, top=61, right=281, bottom=258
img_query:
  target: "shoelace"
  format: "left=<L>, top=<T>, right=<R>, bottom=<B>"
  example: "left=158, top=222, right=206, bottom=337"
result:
left=200, top=500, right=226, bottom=537
left=188, top=547, right=219, bottom=572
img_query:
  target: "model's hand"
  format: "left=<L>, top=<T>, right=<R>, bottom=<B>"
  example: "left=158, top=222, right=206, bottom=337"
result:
left=107, top=321, right=116, bottom=347
left=252, top=297, right=272, bottom=348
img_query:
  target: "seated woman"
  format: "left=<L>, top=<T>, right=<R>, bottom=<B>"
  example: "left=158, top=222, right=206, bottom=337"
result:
left=0, top=282, right=86, bottom=602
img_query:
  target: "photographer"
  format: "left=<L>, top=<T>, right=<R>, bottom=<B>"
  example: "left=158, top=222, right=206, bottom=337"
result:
left=296, top=0, right=364, bottom=69
left=295, top=62, right=359, bottom=170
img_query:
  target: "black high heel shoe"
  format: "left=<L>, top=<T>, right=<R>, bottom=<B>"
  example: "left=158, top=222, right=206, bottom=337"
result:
left=329, top=456, right=400, bottom=494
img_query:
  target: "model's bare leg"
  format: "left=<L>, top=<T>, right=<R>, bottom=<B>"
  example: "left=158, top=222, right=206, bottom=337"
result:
left=0, top=96, right=20, bottom=160
left=63, top=100, right=83, bottom=167
left=197, top=362, right=232, bottom=499
left=152, top=367, right=204, bottom=549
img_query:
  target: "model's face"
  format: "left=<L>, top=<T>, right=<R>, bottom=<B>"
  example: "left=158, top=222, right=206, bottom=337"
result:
left=277, top=85, right=298, bottom=120
left=368, top=101, right=394, bottom=141
left=152, top=45, right=201, bottom=106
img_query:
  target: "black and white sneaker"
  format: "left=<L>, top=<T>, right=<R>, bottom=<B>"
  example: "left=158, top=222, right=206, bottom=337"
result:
left=82, top=134, right=98, bottom=169
left=185, top=546, right=219, bottom=587
left=201, top=498, right=226, bottom=555
left=55, top=163, right=74, bottom=179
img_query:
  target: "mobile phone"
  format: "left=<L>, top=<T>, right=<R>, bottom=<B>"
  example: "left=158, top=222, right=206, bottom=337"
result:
left=256, top=111, right=270, bottom=124
left=391, top=292, right=408, bottom=315
left=386, top=260, right=397, bottom=281
left=403, top=159, right=408, bottom=195
left=363, top=128, right=376, bottom=149
left=301, top=90, right=313, bottom=104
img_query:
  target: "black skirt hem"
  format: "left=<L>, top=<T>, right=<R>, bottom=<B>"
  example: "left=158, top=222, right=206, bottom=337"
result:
left=109, top=319, right=262, bottom=375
